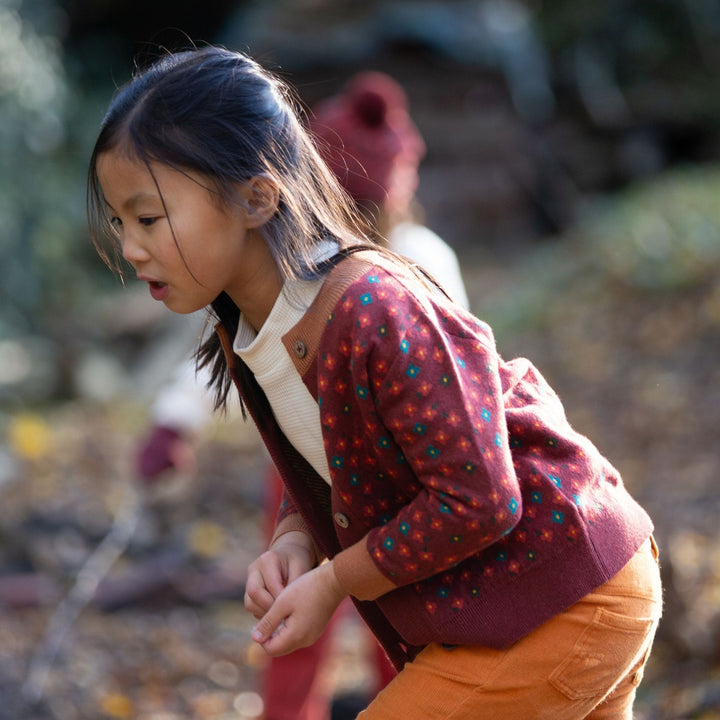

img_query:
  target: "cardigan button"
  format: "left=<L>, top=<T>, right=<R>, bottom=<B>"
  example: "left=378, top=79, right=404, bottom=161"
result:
left=293, top=339, right=307, bottom=358
left=334, top=512, right=350, bottom=529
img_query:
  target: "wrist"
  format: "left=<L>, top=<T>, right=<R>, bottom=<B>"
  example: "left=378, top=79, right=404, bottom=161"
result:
left=270, top=517, right=321, bottom=564
left=270, top=530, right=317, bottom=565
left=323, top=560, right=348, bottom=606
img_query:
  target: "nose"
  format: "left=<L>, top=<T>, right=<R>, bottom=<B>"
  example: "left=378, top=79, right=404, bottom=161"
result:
left=120, top=230, right=151, bottom=266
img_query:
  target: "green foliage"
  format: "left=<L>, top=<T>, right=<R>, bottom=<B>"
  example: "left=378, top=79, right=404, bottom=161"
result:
left=0, top=0, right=112, bottom=340
left=534, top=1, right=720, bottom=121
left=473, top=166, right=720, bottom=343
left=576, top=165, right=720, bottom=290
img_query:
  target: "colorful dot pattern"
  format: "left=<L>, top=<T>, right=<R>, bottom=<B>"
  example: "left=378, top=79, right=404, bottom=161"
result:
left=279, top=265, right=627, bottom=614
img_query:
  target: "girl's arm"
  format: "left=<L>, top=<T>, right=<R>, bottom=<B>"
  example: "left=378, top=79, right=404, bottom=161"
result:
left=325, top=267, right=522, bottom=600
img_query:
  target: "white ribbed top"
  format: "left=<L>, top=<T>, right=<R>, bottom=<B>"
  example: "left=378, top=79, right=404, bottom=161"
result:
left=233, top=278, right=332, bottom=484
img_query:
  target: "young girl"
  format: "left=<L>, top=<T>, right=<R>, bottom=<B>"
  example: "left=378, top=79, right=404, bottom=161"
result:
left=87, top=46, right=661, bottom=719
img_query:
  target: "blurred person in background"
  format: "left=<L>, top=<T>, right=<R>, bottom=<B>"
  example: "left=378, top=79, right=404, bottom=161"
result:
left=133, top=67, right=469, bottom=720
left=309, top=70, right=468, bottom=310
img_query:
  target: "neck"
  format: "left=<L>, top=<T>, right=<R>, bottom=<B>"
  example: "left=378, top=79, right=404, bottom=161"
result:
left=228, top=231, right=282, bottom=332
left=239, top=280, right=282, bottom=332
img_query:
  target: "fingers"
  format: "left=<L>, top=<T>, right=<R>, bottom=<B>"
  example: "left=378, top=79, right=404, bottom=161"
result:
left=250, top=563, right=347, bottom=657
left=244, top=545, right=330, bottom=652
left=251, top=607, right=286, bottom=646
left=251, top=602, right=301, bottom=657
left=250, top=579, right=305, bottom=655
left=256, top=622, right=296, bottom=657
left=244, top=542, right=316, bottom=618
left=244, top=565, right=284, bottom=618
left=243, top=583, right=274, bottom=619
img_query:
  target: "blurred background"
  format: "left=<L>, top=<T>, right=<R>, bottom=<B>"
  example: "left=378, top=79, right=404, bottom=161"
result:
left=1, top=0, right=719, bottom=718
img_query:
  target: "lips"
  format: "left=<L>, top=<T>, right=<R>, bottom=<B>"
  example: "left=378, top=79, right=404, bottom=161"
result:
left=148, top=280, right=169, bottom=301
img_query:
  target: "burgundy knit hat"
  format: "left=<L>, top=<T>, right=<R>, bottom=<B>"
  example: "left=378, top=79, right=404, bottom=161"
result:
left=311, top=72, right=426, bottom=212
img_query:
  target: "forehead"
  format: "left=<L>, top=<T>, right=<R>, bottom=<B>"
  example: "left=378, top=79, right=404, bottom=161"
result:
left=96, top=148, right=156, bottom=199
left=97, top=148, right=224, bottom=212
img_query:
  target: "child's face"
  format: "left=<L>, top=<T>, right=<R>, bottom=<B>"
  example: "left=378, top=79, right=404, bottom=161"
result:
left=96, top=148, right=278, bottom=318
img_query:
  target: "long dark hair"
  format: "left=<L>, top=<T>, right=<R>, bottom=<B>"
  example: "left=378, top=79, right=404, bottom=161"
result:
left=87, top=46, right=374, bottom=409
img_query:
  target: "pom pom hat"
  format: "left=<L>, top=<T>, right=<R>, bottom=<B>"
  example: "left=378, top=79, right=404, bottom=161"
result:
left=311, top=72, right=426, bottom=213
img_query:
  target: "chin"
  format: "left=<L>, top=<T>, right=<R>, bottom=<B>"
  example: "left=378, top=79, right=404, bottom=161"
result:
left=165, top=300, right=204, bottom=315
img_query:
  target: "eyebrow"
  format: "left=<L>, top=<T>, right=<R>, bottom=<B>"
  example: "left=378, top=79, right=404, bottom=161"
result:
left=105, top=191, right=159, bottom=213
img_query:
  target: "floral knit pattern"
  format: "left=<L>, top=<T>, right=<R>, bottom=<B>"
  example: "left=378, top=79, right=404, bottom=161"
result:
left=266, top=258, right=653, bottom=648
left=317, top=270, right=607, bottom=593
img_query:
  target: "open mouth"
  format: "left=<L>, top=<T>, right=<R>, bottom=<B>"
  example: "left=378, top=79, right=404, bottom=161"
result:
left=148, top=281, right=169, bottom=301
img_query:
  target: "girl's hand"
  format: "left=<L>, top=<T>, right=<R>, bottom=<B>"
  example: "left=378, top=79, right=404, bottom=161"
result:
left=244, top=531, right=316, bottom=620
left=251, top=560, right=347, bottom=656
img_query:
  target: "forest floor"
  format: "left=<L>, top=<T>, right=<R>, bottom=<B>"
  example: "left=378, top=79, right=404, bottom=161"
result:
left=1, top=167, right=719, bottom=719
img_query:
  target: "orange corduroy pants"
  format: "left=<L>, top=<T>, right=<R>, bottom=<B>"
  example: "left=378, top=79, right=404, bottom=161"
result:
left=358, top=537, right=662, bottom=720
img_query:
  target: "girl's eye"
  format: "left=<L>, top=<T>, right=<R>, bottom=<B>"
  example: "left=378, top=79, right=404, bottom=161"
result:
left=109, top=216, right=122, bottom=231
left=139, top=216, right=160, bottom=227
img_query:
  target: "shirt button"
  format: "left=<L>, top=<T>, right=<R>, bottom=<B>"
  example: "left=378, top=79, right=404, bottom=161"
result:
left=293, top=339, right=307, bottom=358
left=334, top=512, right=350, bottom=529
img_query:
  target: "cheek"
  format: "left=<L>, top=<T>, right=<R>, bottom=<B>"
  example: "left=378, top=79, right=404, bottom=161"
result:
left=156, top=218, right=202, bottom=270
left=179, top=244, right=233, bottom=291
left=157, top=238, right=190, bottom=272
left=166, top=205, right=243, bottom=284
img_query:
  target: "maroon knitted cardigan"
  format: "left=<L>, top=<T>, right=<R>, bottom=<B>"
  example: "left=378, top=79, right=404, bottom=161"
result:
left=216, top=251, right=653, bottom=670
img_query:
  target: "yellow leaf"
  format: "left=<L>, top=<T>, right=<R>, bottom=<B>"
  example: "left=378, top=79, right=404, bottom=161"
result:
left=187, top=519, right=226, bottom=559
left=7, top=413, right=53, bottom=460
left=99, top=692, right=134, bottom=719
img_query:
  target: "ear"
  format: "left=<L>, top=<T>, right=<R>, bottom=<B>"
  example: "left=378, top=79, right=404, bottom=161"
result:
left=239, top=174, right=280, bottom=229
